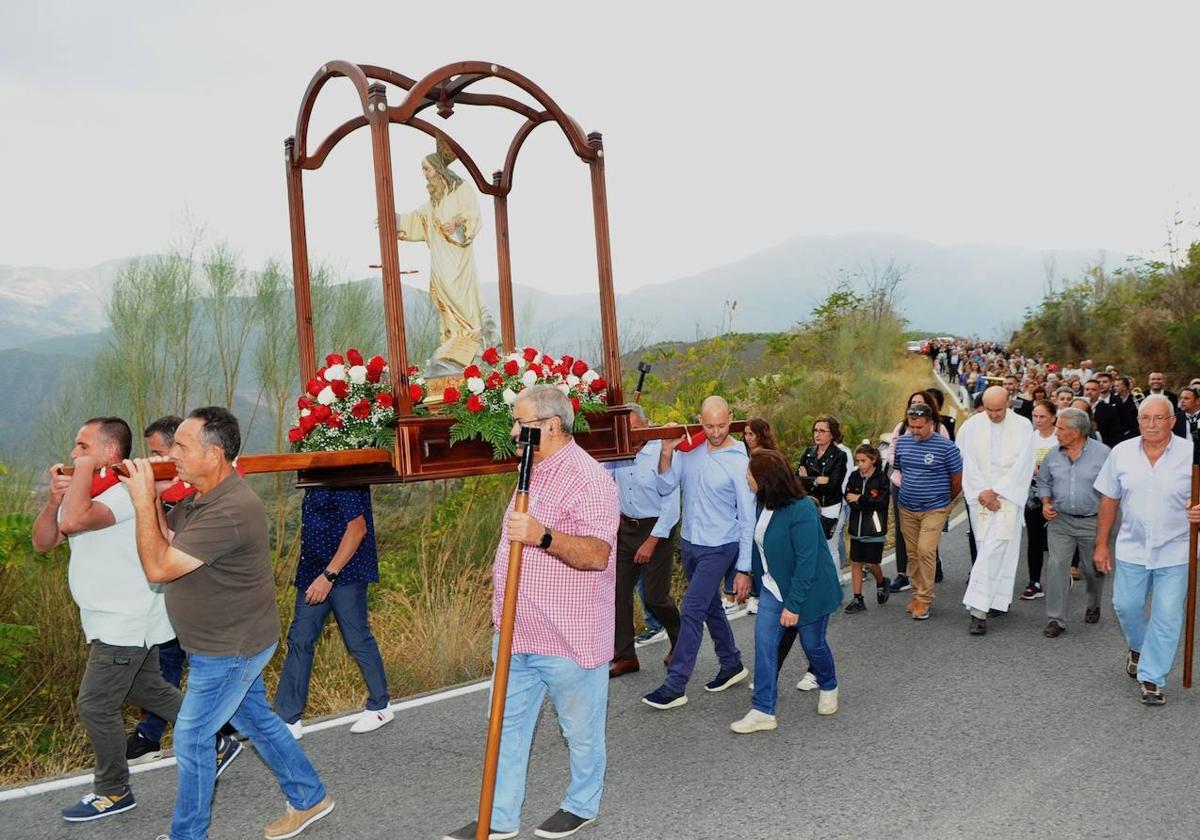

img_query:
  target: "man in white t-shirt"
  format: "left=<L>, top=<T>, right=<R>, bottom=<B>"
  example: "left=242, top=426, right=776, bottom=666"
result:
left=31, top=417, right=236, bottom=823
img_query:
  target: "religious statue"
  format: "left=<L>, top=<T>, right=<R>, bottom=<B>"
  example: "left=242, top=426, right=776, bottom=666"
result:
left=393, top=138, right=491, bottom=377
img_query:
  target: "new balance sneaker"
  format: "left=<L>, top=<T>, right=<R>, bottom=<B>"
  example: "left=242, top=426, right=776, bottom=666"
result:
left=286, top=719, right=304, bottom=740
left=1140, top=681, right=1165, bottom=706
left=642, top=686, right=688, bottom=709
left=125, top=731, right=163, bottom=766
left=1019, top=582, right=1044, bottom=600
left=844, top=596, right=866, bottom=614
left=889, top=575, right=912, bottom=592
left=264, top=794, right=335, bottom=839
left=722, top=599, right=745, bottom=618
left=730, top=708, right=777, bottom=734
left=634, top=626, right=667, bottom=647
left=796, top=671, right=818, bottom=691
left=215, top=732, right=243, bottom=780
left=534, top=809, right=596, bottom=838
left=442, top=822, right=518, bottom=840
left=877, top=577, right=891, bottom=604
left=349, top=708, right=394, bottom=734
left=61, top=788, right=136, bottom=822
left=746, top=596, right=759, bottom=615
left=704, top=664, right=749, bottom=692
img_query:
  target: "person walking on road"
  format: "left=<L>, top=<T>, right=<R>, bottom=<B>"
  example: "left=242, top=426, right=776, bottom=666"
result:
left=1019, top=399, right=1058, bottom=601
left=1037, top=407, right=1110, bottom=637
left=1093, top=395, right=1200, bottom=705
left=843, top=442, right=891, bottom=614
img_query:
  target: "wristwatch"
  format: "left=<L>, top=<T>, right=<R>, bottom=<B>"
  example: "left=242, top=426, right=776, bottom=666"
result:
left=322, top=569, right=339, bottom=583
left=539, top=528, right=553, bottom=550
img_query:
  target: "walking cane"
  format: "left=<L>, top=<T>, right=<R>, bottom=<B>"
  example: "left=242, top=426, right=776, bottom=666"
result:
left=475, top=425, right=540, bottom=839
left=633, top=361, right=651, bottom=404
left=1184, top=434, right=1199, bottom=688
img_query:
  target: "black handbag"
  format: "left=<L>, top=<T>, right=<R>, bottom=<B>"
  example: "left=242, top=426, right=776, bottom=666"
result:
left=819, top=515, right=839, bottom=539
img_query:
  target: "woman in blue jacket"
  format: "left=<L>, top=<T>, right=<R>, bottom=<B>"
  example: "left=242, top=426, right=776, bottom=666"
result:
left=730, top=450, right=842, bottom=734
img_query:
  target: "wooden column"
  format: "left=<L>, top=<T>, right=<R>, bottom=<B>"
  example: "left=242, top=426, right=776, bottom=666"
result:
left=587, top=132, right=624, bottom=405
left=366, top=82, right=412, bottom=415
left=492, top=170, right=516, bottom=352
left=285, top=137, right=318, bottom=384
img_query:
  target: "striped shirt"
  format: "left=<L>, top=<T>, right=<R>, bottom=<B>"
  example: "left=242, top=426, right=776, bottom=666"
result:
left=893, top=433, right=963, bottom=511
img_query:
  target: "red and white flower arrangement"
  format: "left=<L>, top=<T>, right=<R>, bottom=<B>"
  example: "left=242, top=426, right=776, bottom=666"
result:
left=288, top=349, right=400, bottom=452
left=441, top=346, right=609, bottom=459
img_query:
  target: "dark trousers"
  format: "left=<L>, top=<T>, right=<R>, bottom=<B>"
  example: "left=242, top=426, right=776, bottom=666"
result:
left=136, top=638, right=185, bottom=744
left=77, top=641, right=182, bottom=795
left=1024, top=504, right=1048, bottom=583
left=662, top=541, right=742, bottom=694
left=613, top=517, right=681, bottom=661
left=274, top=582, right=390, bottom=724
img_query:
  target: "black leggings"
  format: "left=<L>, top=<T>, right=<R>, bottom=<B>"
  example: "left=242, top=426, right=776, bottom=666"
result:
left=1024, top=504, right=1048, bottom=583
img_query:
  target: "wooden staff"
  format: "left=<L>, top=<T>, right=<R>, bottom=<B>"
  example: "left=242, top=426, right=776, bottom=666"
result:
left=58, top=448, right=394, bottom=479
left=1184, top=436, right=1199, bottom=688
left=475, top=425, right=539, bottom=840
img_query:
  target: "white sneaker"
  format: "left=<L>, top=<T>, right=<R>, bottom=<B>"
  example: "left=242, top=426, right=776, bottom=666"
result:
left=634, top=627, right=668, bottom=647
left=796, top=672, right=818, bottom=691
left=722, top=599, right=746, bottom=618
left=817, top=687, right=839, bottom=715
left=286, top=720, right=304, bottom=740
left=746, top=596, right=759, bottom=615
left=730, top=708, right=777, bottom=734
left=349, top=708, right=394, bottom=734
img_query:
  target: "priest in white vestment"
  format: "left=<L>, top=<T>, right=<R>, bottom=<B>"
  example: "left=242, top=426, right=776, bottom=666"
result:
left=958, top=386, right=1036, bottom=634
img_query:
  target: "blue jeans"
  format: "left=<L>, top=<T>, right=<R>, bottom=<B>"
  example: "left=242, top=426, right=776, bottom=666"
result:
left=636, top=576, right=662, bottom=633
left=137, top=638, right=185, bottom=743
left=752, top=590, right=836, bottom=715
left=1111, top=560, right=1188, bottom=688
left=274, top=583, right=390, bottom=723
left=664, top=541, right=742, bottom=694
left=489, top=638, right=608, bottom=833
left=171, top=643, right=326, bottom=840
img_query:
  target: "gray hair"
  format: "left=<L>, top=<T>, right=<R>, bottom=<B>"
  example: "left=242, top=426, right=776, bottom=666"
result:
left=1057, top=407, right=1092, bottom=438
left=514, top=384, right=574, bottom=435
left=1138, top=393, right=1173, bottom=418
left=625, top=403, right=647, bottom=422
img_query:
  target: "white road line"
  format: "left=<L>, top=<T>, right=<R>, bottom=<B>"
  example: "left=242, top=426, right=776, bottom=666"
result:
left=2, top=513, right=968, bottom=803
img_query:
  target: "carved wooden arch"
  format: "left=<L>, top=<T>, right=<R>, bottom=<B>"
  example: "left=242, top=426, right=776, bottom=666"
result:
left=283, top=60, right=623, bottom=478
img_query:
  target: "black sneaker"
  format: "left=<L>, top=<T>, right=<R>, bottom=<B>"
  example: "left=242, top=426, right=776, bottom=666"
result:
left=969, top=616, right=987, bottom=635
left=877, top=577, right=891, bottom=605
left=889, top=575, right=911, bottom=593
left=442, top=822, right=518, bottom=840
left=125, top=731, right=163, bottom=766
left=61, top=787, right=136, bottom=822
left=535, top=809, right=596, bottom=839
left=1019, top=582, right=1044, bottom=600
left=1140, top=681, right=1165, bottom=706
left=704, top=664, right=749, bottom=692
left=844, top=597, right=866, bottom=614
left=215, top=732, right=243, bottom=779
left=642, top=685, right=688, bottom=710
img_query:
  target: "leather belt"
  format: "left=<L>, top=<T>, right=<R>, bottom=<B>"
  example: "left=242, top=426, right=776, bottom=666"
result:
left=620, top=514, right=658, bottom=525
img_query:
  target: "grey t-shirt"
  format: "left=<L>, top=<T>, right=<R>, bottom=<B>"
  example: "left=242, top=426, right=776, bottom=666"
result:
left=165, top=472, right=278, bottom=657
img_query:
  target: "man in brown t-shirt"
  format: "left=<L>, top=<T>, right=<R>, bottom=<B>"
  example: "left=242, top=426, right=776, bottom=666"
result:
left=122, top=406, right=335, bottom=840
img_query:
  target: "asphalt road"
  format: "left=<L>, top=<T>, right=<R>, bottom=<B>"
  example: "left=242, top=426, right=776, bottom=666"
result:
left=3, top=518, right=1198, bottom=840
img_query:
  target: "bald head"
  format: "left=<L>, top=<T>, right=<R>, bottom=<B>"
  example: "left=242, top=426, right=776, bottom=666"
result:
left=982, top=385, right=1008, bottom=423
left=700, top=395, right=731, bottom=420
left=698, top=395, right=733, bottom=449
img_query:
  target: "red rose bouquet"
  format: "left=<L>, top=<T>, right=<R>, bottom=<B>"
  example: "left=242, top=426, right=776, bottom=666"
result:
left=288, top=349, right=401, bottom=452
left=438, top=346, right=609, bottom=459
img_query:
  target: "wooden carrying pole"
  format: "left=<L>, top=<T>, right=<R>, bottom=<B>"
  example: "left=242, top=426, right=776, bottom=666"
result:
left=1184, top=451, right=1199, bottom=688
left=59, top=449, right=394, bottom=479
left=476, top=425, right=539, bottom=840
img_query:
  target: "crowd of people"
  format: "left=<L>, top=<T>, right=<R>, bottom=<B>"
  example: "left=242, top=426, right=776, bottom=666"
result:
left=35, top=343, right=1200, bottom=838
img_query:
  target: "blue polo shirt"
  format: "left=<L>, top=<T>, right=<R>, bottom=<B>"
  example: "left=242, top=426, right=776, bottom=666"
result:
left=893, top=433, right=962, bottom=511
left=296, top=486, right=379, bottom=589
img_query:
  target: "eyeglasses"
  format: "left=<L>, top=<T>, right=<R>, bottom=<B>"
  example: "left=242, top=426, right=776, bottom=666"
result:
left=513, top=415, right=554, bottom=430
left=1138, top=414, right=1173, bottom=424
left=812, top=427, right=831, bottom=434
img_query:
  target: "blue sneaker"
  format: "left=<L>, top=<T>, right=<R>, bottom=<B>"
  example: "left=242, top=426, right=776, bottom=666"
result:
left=890, top=575, right=912, bottom=592
left=641, top=686, right=688, bottom=709
left=61, top=787, right=136, bottom=822
left=215, top=732, right=243, bottom=780
left=704, top=664, right=749, bottom=692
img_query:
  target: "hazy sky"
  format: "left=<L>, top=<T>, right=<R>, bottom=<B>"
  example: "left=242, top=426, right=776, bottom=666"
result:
left=3, top=1, right=1198, bottom=296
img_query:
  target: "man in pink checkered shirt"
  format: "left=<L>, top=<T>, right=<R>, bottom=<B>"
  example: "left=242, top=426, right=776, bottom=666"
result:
left=443, top=385, right=619, bottom=840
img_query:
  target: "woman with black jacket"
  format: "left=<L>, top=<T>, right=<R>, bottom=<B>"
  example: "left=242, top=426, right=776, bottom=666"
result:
left=844, top=442, right=891, bottom=613
left=796, top=415, right=849, bottom=566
